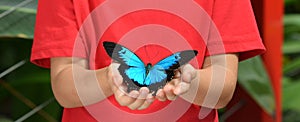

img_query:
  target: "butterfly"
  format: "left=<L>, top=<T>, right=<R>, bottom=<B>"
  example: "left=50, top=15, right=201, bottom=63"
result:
left=103, top=41, right=198, bottom=96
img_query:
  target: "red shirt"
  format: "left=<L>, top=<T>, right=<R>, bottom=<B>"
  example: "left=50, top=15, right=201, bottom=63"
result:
left=31, top=0, right=265, bottom=121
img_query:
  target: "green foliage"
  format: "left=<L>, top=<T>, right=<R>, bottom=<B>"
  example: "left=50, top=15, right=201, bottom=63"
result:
left=0, top=39, right=62, bottom=122
left=285, top=0, right=300, bottom=13
left=284, top=57, right=300, bottom=78
left=283, top=0, right=300, bottom=121
left=0, top=0, right=37, bottom=38
left=283, top=78, right=300, bottom=110
left=284, top=14, right=300, bottom=55
left=238, top=56, right=275, bottom=115
left=0, top=116, right=13, bottom=122
left=283, top=41, right=300, bottom=54
left=0, top=1, right=62, bottom=121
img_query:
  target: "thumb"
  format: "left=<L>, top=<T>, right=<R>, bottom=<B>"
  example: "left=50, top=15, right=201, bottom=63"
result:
left=181, top=64, right=196, bottom=83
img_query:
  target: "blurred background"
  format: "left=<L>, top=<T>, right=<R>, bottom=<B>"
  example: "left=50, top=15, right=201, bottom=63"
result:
left=0, top=0, right=299, bottom=122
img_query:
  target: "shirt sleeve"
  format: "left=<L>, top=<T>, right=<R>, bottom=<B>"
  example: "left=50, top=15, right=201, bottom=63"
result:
left=205, top=0, right=266, bottom=61
left=30, top=0, right=81, bottom=68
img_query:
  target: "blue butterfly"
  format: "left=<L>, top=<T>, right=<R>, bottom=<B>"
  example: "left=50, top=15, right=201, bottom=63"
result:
left=103, top=41, right=198, bottom=95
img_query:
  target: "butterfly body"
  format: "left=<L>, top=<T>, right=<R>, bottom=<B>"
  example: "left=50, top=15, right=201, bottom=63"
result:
left=103, top=41, right=198, bottom=96
left=145, top=63, right=152, bottom=76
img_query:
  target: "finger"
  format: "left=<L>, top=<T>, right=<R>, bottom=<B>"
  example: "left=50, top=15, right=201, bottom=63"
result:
left=115, top=90, right=137, bottom=106
left=127, top=87, right=149, bottom=110
left=163, top=84, right=177, bottom=101
left=181, top=64, right=196, bottom=83
left=174, top=81, right=190, bottom=95
left=170, top=78, right=183, bottom=95
left=173, top=70, right=181, bottom=78
left=170, top=76, right=181, bottom=87
left=156, top=89, right=167, bottom=101
left=115, top=88, right=139, bottom=106
left=171, top=71, right=182, bottom=85
left=138, top=94, right=154, bottom=110
left=111, top=78, right=127, bottom=93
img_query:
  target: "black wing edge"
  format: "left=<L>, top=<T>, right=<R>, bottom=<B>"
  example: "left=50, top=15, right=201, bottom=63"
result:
left=103, top=41, right=126, bottom=63
left=152, top=50, right=198, bottom=96
left=178, top=50, right=198, bottom=66
left=103, top=41, right=148, bottom=92
left=167, top=50, right=198, bottom=70
left=102, top=41, right=121, bottom=58
left=103, top=41, right=143, bottom=92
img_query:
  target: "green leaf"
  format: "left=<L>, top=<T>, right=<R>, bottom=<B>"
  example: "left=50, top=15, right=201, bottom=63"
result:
left=283, top=109, right=300, bottom=122
left=284, top=57, right=300, bottom=75
left=284, top=14, right=300, bottom=43
left=8, top=62, right=50, bottom=85
left=0, top=38, right=32, bottom=70
left=285, top=0, right=298, bottom=5
left=283, top=79, right=300, bottom=111
left=0, top=39, right=50, bottom=84
left=0, top=0, right=37, bottom=39
left=238, top=56, right=275, bottom=115
left=0, top=116, right=13, bottom=122
left=10, top=83, right=61, bottom=121
left=285, top=14, right=300, bottom=27
left=283, top=41, right=300, bottom=54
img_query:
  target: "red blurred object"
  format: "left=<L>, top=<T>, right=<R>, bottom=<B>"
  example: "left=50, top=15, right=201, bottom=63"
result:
left=225, top=0, right=283, bottom=122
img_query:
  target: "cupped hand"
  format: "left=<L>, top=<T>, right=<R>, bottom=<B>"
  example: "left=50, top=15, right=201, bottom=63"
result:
left=156, top=64, right=198, bottom=101
left=107, top=63, right=155, bottom=110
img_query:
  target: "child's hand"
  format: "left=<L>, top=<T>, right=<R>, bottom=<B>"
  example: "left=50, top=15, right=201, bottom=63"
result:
left=107, top=63, right=155, bottom=110
left=156, top=64, right=197, bottom=101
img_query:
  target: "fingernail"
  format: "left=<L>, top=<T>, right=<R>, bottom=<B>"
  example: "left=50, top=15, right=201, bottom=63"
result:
left=141, top=90, right=147, bottom=96
left=140, top=88, right=148, bottom=95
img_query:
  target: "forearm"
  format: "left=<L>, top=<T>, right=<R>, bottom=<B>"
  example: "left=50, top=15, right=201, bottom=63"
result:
left=51, top=58, right=113, bottom=108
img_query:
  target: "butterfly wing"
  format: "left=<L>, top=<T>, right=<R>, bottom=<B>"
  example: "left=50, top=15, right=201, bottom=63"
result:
left=103, top=42, right=198, bottom=95
left=155, top=50, right=198, bottom=71
left=103, top=41, right=144, bottom=67
left=103, top=41, right=146, bottom=87
left=146, top=50, right=198, bottom=94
